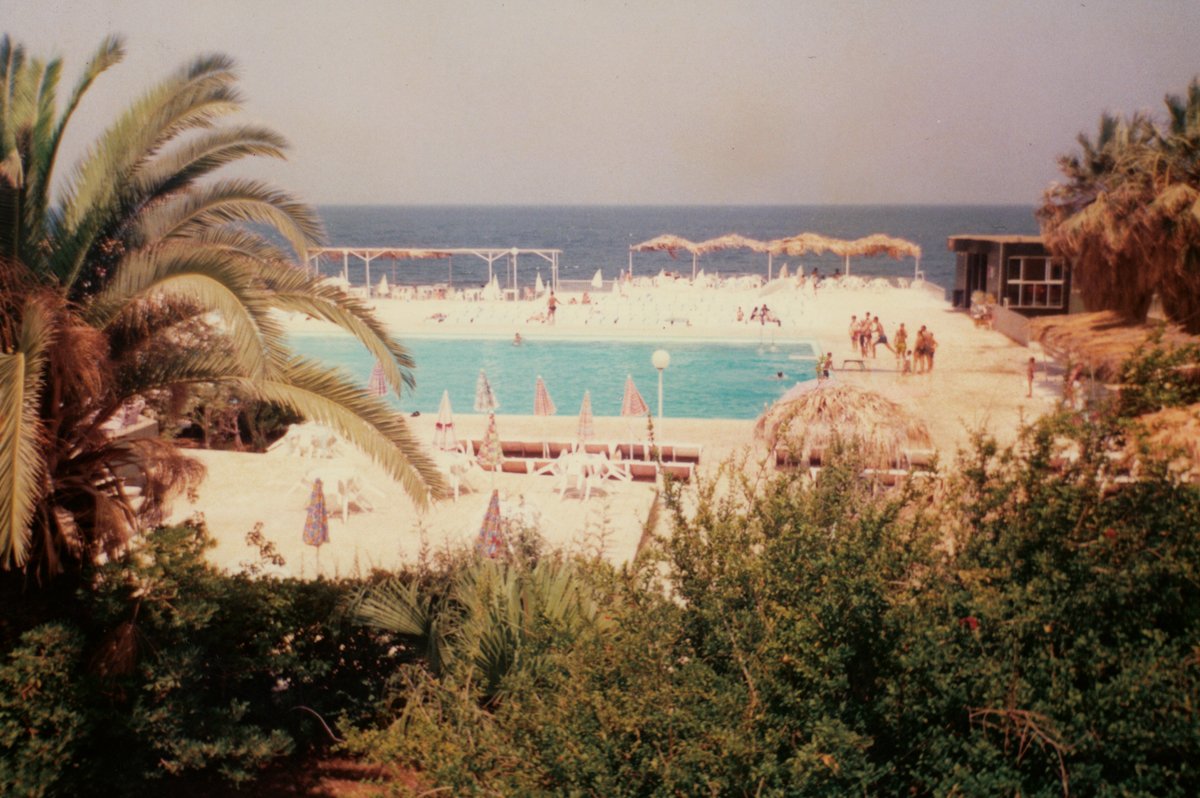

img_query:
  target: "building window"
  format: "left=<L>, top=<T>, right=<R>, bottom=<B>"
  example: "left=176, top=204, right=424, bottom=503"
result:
left=1005, top=256, right=1066, bottom=309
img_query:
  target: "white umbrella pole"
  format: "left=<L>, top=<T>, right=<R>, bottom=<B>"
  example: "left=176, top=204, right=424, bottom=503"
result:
left=844, top=254, right=850, bottom=276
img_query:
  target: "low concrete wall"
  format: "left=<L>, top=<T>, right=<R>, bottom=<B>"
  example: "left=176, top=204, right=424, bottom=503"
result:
left=991, top=304, right=1031, bottom=346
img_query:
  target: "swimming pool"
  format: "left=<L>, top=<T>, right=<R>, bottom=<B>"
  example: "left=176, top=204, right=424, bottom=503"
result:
left=290, top=333, right=821, bottom=420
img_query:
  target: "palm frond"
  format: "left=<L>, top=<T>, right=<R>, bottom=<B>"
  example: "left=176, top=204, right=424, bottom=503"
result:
left=133, top=126, right=289, bottom=202
left=0, top=298, right=54, bottom=568
left=256, top=259, right=416, bottom=394
left=148, top=178, right=323, bottom=258
left=85, top=246, right=285, bottom=380
left=53, top=54, right=242, bottom=286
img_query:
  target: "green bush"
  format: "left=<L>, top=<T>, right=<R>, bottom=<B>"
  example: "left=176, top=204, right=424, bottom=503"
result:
left=342, top=421, right=1200, bottom=796
left=0, top=521, right=400, bottom=796
left=0, top=624, right=90, bottom=798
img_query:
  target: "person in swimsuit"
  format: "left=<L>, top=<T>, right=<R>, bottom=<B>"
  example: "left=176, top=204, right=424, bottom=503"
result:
left=893, top=323, right=908, bottom=369
left=547, top=291, right=558, bottom=324
left=873, top=317, right=893, bottom=355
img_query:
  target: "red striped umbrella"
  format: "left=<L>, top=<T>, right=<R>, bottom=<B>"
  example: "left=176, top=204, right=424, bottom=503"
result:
left=476, top=489, right=505, bottom=558
left=620, top=375, right=649, bottom=417
left=534, top=376, right=557, bottom=416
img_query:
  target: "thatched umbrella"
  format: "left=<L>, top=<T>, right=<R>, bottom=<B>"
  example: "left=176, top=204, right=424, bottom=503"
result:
left=754, top=383, right=932, bottom=468
left=629, top=234, right=701, bottom=279
left=694, top=233, right=772, bottom=278
left=838, top=234, right=922, bottom=277
left=1030, top=311, right=1200, bottom=383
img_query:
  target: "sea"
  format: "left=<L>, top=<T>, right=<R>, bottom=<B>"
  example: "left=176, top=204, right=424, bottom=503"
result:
left=313, top=205, right=1039, bottom=292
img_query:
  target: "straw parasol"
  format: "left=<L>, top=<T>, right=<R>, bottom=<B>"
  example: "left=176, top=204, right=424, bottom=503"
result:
left=755, top=382, right=932, bottom=468
left=1030, top=311, right=1200, bottom=383
left=629, top=234, right=700, bottom=258
left=694, top=233, right=770, bottom=254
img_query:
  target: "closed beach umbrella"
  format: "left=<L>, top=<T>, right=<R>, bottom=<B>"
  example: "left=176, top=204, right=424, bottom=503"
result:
left=377, top=273, right=389, bottom=298
left=591, top=269, right=604, bottom=288
left=535, top=272, right=545, bottom=296
left=476, top=489, right=506, bottom=558
left=477, top=412, right=503, bottom=471
left=474, top=369, right=498, bottom=413
left=534, top=376, right=557, bottom=458
left=303, top=478, right=330, bottom=574
left=576, top=390, right=595, bottom=448
left=534, top=376, right=557, bottom=417
left=620, top=375, right=650, bottom=458
left=620, top=375, right=649, bottom=417
left=433, top=389, right=458, bottom=451
left=367, top=360, right=387, bottom=397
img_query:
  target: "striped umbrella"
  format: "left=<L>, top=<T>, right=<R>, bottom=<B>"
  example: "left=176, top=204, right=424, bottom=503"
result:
left=534, top=376, right=557, bottom=457
left=619, top=375, right=650, bottom=458
left=576, top=390, right=595, bottom=448
left=534, top=376, right=557, bottom=416
left=474, top=369, right=498, bottom=413
left=476, top=489, right=505, bottom=558
left=433, top=389, right=458, bottom=451
left=303, top=478, right=330, bottom=548
left=477, top=412, right=503, bottom=472
left=367, top=360, right=387, bottom=397
left=620, top=375, right=649, bottom=417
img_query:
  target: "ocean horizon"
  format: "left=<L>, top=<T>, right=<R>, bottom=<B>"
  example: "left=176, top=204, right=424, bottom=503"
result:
left=313, top=204, right=1040, bottom=292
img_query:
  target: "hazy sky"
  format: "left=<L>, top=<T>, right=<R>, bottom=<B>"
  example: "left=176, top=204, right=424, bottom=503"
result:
left=8, top=1, right=1200, bottom=205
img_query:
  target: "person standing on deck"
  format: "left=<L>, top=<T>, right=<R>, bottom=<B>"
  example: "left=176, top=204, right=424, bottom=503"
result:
left=547, top=291, right=558, bottom=325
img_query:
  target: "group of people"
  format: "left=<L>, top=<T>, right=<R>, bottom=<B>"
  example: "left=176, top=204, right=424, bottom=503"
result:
left=737, top=304, right=782, bottom=326
left=847, top=312, right=938, bottom=374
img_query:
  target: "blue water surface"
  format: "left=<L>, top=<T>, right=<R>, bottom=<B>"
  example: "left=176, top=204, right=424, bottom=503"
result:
left=292, top=333, right=819, bottom=420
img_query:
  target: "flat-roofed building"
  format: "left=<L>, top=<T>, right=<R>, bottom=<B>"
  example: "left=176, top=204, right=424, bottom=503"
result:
left=947, top=234, right=1079, bottom=317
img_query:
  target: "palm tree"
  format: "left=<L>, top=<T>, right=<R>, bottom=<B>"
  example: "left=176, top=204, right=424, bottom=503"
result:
left=1039, top=79, right=1200, bottom=333
left=0, top=36, right=445, bottom=579
left=351, top=557, right=602, bottom=705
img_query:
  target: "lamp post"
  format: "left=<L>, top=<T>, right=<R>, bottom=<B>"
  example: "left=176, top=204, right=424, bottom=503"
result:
left=652, top=349, right=670, bottom=423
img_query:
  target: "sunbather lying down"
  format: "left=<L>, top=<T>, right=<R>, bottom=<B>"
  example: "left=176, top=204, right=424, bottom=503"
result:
left=427, top=312, right=446, bottom=322
left=527, top=312, right=547, bottom=323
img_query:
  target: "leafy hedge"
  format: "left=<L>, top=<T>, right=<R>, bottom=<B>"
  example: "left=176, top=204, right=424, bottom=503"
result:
left=341, top=418, right=1200, bottom=796
left=0, top=523, right=397, bottom=797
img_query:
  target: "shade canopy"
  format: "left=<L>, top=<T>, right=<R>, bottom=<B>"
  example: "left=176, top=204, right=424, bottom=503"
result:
left=629, top=234, right=700, bottom=257
left=755, top=382, right=932, bottom=468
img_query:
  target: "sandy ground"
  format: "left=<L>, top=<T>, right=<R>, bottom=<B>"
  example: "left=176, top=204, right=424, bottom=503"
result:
left=166, top=278, right=1063, bottom=577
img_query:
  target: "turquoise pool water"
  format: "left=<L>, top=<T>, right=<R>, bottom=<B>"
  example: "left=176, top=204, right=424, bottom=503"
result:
left=291, top=333, right=820, bottom=420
